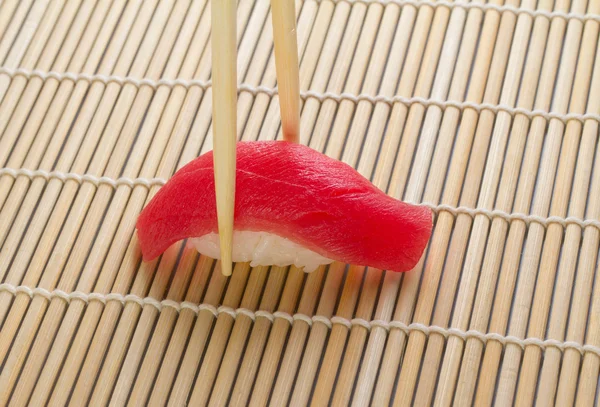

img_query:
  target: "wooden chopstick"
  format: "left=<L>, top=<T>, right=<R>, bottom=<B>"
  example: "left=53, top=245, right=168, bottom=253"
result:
left=211, top=0, right=237, bottom=277
left=211, top=0, right=299, bottom=276
left=271, top=0, right=300, bottom=143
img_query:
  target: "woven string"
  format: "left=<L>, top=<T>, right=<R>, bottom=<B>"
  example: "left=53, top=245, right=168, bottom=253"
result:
left=316, top=0, right=600, bottom=23
left=2, top=167, right=599, bottom=231
left=0, top=283, right=597, bottom=357
left=1, top=67, right=599, bottom=125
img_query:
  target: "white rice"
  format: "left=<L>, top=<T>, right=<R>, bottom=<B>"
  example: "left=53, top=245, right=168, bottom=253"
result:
left=188, top=231, right=333, bottom=272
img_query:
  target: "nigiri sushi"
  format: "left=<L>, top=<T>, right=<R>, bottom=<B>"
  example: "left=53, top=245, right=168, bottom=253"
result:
left=136, top=141, right=432, bottom=272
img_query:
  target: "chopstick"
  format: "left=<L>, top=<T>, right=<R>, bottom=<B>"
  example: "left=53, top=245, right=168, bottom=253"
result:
left=211, top=0, right=237, bottom=277
left=211, top=0, right=300, bottom=276
left=271, top=0, right=300, bottom=143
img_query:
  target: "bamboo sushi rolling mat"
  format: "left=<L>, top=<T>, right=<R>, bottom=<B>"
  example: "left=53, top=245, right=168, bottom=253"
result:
left=1, top=0, right=600, bottom=405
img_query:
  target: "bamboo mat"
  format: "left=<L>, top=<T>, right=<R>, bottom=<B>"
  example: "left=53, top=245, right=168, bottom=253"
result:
left=0, top=0, right=599, bottom=405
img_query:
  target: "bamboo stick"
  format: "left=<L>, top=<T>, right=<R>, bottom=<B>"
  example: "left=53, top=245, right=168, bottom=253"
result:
left=211, top=0, right=237, bottom=277
left=259, top=0, right=337, bottom=146
left=196, top=262, right=296, bottom=404
left=0, top=0, right=37, bottom=66
left=77, top=3, right=210, bottom=405
left=1, top=0, right=600, bottom=403
left=473, top=0, right=586, bottom=403
left=244, top=266, right=305, bottom=405
left=128, top=254, right=213, bottom=404
left=295, top=5, right=414, bottom=401
left=268, top=1, right=357, bottom=145
left=239, top=0, right=318, bottom=144
left=132, top=3, right=285, bottom=403
left=0, top=11, right=132, bottom=394
left=374, top=0, right=457, bottom=398
left=532, top=57, right=599, bottom=407
left=297, top=1, right=436, bottom=403
left=0, top=0, right=85, bottom=161
left=289, top=262, right=346, bottom=406
left=0, top=0, right=129, bottom=252
left=308, top=264, right=365, bottom=406
left=146, top=257, right=220, bottom=405
left=206, top=5, right=350, bottom=404
left=329, top=5, right=415, bottom=404
left=0, top=0, right=166, bottom=401
left=551, top=45, right=600, bottom=407
left=485, top=0, right=587, bottom=404
left=0, top=0, right=22, bottom=41
left=8, top=3, right=185, bottom=400
left=86, top=4, right=245, bottom=404
left=471, top=16, right=572, bottom=407
left=223, top=10, right=342, bottom=397
left=187, top=263, right=267, bottom=405
left=184, top=7, right=303, bottom=401
left=271, top=0, right=357, bottom=148
left=267, top=2, right=352, bottom=144
left=330, top=267, right=383, bottom=406
left=106, top=4, right=261, bottom=404
left=215, top=266, right=290, bottom=406
left=0, top=0, right=130, bottom=356
left=320, top=3, right=385, bottom=164
left=271, top=0, right=300, bottom=143
left=0, top=0, right=101, bottom=211
left=149, top=258, right=253, bottom=407
left=576, top=256, right=600, bottom=405
left=272, top=3, right=401, bottom=405
left=15, top=2, right=185, bottom=402
left=117, top=254, right=199, bottom=406
left=112, top=3, right=273, bottom=404
left=5, top=2, right=210, bottom=404
left=266, top=267, right=327, bottom=406
left=61, top=3, right=254, bottom=404
left=433, top=0, right=539, bottom=399
left=177, top=0, right=297, bottom=157
left=448, top=0, right=558, bottom=403
left=402, top=0, right=520, bottom=403
left=254, top=3, right=381, bottom=404
left=310, top=0, right=468, bottom=404
left=0, top=0, right=146, bottom=302
left=493, top=1, right=591, bottom=404
left=305, top=3, right=369, bottom=156
left=514, top=10, right=597, bottom=407
left=162, top=262, right=228, bottom=405
left=206, top=3, right=316, bottom=405
left=0, top=0, right=55, bottom=102
left=316, top=4, right=420, bottom=397
left=301, top=6, right=395, bottom=401
left=0, top=1, right=116, bottom=401
left=334, top=0, right=471, bottom=403
left=363, top=0, right=487, bottom=404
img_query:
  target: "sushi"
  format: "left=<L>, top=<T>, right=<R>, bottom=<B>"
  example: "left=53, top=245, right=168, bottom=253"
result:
left=136, top=141, right=433, bottom=272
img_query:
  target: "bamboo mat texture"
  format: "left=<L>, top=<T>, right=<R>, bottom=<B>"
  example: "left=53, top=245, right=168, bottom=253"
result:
left=0, top=0, right=599, bottom=405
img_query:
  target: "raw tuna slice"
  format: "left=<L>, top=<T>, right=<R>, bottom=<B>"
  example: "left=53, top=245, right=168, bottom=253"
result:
left=136, top=141, right=432, bottom=272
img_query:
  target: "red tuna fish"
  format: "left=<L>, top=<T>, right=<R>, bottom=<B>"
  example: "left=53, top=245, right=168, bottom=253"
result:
left=136, top=141, right=432, bottom=272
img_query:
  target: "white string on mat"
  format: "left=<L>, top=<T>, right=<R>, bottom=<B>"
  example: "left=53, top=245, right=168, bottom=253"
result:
left=0, top=68, right=213, bottom=90
left=1, top=282, right=598, bottom=358
left=421, top=202, right=600, bottom=230
left=1, top=67, right=598, bottom=125
left=313, top=0, right=600, bottom=23
left=0, top=167, right=167, bottom=188
left=2, top=167, right=600, bottom=231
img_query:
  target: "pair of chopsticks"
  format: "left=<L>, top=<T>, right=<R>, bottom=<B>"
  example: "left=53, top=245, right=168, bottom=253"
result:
left=211, top=0, right=300, bottom=276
